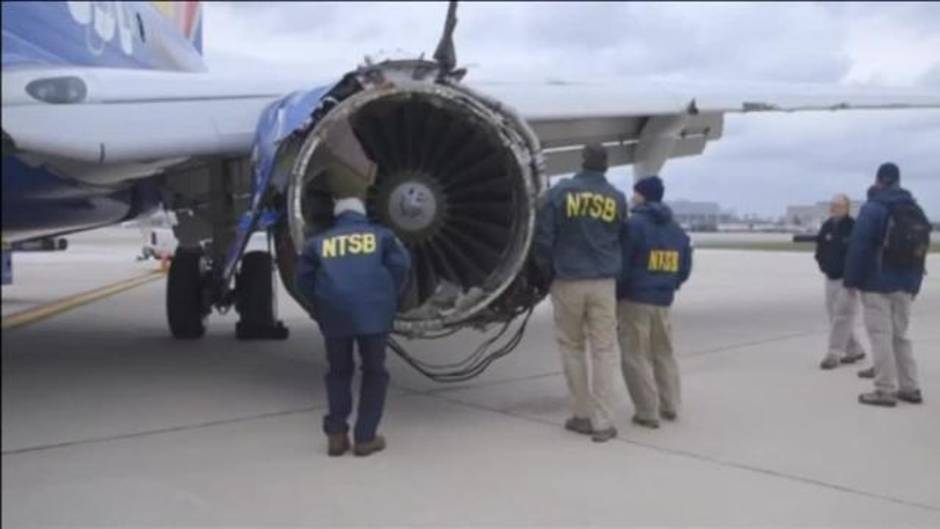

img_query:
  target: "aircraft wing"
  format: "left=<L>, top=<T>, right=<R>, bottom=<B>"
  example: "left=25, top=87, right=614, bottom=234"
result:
left=480, top=79, right=940, bottom=177
left=3, top=67, right=939, bottom=178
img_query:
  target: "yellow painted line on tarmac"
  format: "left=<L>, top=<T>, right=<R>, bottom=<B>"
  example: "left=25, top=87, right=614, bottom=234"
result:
left=2, top=270, right=166, bottom=330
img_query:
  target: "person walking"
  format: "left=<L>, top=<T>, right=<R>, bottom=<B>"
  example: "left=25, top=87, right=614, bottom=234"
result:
left=815, top=193, right=867, bottom=370
left=845, top=163, right=930, bottom=407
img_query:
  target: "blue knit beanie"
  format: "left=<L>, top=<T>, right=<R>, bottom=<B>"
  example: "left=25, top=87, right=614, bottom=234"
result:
left=634, top=176, right=665, bottom=202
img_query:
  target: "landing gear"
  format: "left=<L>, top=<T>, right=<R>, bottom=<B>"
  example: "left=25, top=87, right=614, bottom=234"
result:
left=163, top=159, right=290, bottom=340
left=166, top=248, right=208, bottom=339
left=235, top=251, right=289, bottom=340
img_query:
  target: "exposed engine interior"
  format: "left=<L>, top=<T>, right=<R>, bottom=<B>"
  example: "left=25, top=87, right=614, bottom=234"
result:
left=273, top=62, right=546, bottom=337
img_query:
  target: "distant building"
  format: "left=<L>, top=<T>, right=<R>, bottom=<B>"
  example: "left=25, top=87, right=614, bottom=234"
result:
left=667, top=200, right=723, bottom=232
left=785, top=200, right=862, bottom=232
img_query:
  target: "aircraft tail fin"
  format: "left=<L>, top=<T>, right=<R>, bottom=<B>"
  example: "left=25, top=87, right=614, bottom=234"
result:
left=153, top=1, right=203, bottom=54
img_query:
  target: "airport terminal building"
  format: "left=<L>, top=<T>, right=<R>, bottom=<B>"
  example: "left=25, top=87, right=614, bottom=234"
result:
left=785, top=200, right=863, bottom=232
left=667, top=200, right=727, bottom=232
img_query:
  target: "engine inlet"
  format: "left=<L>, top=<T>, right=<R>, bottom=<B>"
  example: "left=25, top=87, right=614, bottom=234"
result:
left=284, top=75, right=542, bottom=334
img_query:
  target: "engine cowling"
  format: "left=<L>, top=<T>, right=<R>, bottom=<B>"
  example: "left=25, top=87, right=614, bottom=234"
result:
left=273, top=60, right=546, bottom=336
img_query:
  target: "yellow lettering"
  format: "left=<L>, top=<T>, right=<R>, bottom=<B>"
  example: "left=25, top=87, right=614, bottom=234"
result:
left=648, top=250, right=679, bottom=273
left=363, top=233, right=376, bottom=253
left=590, top=195, right=604, bottom=218
left=566, top=193, right=581, bottom=218
left=602, top=198, right=616, bottom=222
left=321, top=233, right=378, bottom=258
left=348, top=233, right=363, bottom=254
left=564, top=192, right=618, bottom=222
left=322, top=238, right=336, bottom=258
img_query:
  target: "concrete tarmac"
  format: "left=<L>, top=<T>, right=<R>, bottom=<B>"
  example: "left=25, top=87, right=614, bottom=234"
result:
left=2, top=230, right=939, bottom=526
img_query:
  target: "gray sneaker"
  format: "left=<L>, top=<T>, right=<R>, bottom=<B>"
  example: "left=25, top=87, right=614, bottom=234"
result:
left=564, top=416, right=594, bottom=436
left=858, top=391, right=897, bottom=407
left=591, top=427, right=618, bottom=443
left=896, top=389, right=923, bottom=404
left=841, top=352, right=866, bottom=364
left=857, top=367, right=876, bottom=379
left=819, top=357, right=840, bottom=370
left=632, top=416, right=660, bottom=429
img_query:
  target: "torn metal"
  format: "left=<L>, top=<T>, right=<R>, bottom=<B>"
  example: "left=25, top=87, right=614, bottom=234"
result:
left=268, top=59, right=544, bottom=336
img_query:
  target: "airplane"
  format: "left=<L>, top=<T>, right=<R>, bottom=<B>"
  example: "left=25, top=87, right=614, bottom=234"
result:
left=3, top=1, right=939, bottom=379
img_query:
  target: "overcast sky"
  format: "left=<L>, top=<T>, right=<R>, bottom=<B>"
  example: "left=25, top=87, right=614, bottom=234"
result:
left=203, top=2, right=940, bottom=218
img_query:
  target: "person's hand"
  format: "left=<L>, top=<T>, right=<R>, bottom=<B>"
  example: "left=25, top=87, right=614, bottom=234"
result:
left=530, top=262, right=552, bottom=292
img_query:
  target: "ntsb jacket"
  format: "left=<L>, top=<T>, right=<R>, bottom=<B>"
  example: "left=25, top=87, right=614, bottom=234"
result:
left=617, top=202, right=692, bottom=307
left=534, top=170, right=629, bottom=280
left=295, top=211, right=411, bottom=337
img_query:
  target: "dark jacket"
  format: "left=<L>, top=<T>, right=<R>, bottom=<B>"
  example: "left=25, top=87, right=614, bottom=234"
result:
left=295, top=211, right=411, bottom=337
left=534, top=170, right=628, bottom=280
left=844, top=186, right=925, bottom=296
left=617, top=203, right=692, bottom=307
left=815, top=216, right=855, bottom=280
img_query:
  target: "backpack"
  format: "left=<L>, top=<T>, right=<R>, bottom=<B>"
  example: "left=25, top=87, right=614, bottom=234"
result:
left=882, top=202, right=931, bottom=270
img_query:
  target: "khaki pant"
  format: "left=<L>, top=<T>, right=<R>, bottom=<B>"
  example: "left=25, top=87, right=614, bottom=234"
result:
left=617, top=300, right=680, bottom=422
left=861, top=291, right=919, bottom=394
left=824, top=279, right=866, bottom=361
left=550, top=278, right=620, bottom=430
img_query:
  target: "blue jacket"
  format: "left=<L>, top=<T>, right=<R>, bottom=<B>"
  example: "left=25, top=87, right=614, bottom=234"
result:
left=295, top=211, right=411, bottom=337
left=844, top=186, right=925, bottom=296
left=534, top=170, right=628, bottom=280
left=617, top=203, right=692, bottom=307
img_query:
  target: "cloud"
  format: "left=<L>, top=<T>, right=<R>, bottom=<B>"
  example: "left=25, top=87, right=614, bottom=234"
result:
left=202, top=2, right=940, bottom=217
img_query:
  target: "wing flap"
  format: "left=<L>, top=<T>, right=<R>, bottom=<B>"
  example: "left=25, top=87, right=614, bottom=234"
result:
left=543, top=134, right=710, bottom=177
left=482, top=79, right=937, bottom=176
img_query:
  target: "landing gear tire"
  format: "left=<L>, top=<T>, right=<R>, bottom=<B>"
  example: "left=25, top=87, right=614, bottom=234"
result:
left=167, top=248, right=208, bottom=339
left=235, top=251, right=289, bottom=340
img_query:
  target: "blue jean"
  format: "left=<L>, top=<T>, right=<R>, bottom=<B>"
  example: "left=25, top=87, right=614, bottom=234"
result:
left=322, top=333, right=390, bottom=443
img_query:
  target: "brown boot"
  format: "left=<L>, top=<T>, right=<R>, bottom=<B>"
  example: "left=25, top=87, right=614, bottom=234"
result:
left=354, top=435, right=386, bottom=457
left=327, top=432, right=351, bottom=457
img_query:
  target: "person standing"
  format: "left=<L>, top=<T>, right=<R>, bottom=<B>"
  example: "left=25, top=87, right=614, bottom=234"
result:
left=534, top=143, right=629, bottom=442
left=617, top=176, right=692, bottom=429
left=845, top=163, right=930, bottom=407
left=815, top=194, right=867, bottom=370
left=296, top=195, right=411, bottom=456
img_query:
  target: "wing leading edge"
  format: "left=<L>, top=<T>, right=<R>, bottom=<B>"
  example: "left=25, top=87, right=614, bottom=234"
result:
left=3, top=67, right=938, bottom=180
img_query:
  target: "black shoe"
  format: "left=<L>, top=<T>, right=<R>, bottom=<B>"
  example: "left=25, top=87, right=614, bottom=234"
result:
left=660, top=410, right=677, bottom=421
left=858, top=391, right=897, bottom=407
left=819, top=357, right=840, bottom=370
left=632, top=416, right=660, bottom=429
left=857, top=367, right=876, bottom=379
left=841, top=352, right=866, bottom=364
left=354, top=435, right=386, bottom=457
left=591, top=427, right=618, bottom=443
left=896, top=389, right=923, bottom=404
left=564, top=416, right=594, bottom=436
